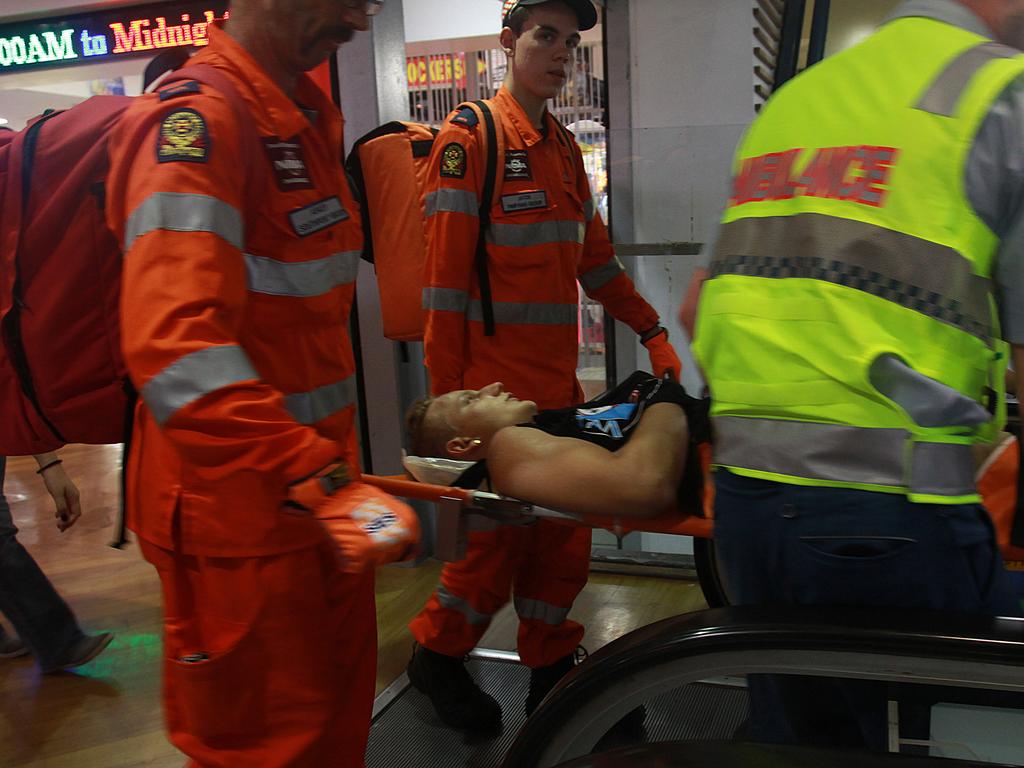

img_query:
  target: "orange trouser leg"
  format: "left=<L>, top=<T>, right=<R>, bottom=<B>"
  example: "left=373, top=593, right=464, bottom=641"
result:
left=513, top=522, right=591, bottom=668
left=410, top=521, right=591, bottom=667
left=140, top=539, right=376, bottom=768
left=409, top=525, right=527, bottom=657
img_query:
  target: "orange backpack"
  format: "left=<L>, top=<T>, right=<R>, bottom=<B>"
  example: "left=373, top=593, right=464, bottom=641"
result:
left=346, top=100, right=502, bottom=341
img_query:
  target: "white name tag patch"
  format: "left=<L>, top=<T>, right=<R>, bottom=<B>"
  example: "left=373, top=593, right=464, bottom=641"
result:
left=289, top=197, right=348, bottom=237
left=501, top=190, right=548, bottom=214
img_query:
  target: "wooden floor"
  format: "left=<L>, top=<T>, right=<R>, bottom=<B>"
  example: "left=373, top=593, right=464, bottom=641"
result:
left=0, top=445, right=706, bottom=767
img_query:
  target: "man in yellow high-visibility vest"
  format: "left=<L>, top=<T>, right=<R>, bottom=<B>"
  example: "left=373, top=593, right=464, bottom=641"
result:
left=692, top=0, right=1024, bottom=749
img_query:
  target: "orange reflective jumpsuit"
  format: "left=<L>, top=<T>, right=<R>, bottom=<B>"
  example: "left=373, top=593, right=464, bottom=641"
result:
left=107, top=24, right=373, bottom=767
left=410, top=87, right=663, bottom=668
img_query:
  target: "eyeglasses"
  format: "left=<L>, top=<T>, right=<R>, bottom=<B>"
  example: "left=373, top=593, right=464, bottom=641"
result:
left=343, top=0, right=384, bottom=15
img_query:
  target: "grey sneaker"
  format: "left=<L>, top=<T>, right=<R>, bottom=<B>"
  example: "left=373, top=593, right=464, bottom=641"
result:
left=42, top=632, right=113, bottom=674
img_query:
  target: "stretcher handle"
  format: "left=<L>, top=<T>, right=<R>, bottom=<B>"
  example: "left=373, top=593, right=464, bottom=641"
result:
left=362, top=474, right=715, bottom=539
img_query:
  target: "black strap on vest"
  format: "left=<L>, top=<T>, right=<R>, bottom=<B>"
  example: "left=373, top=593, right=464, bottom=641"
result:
left=1013, top=433, right=1024, bottom=548
left=471, top=100, right=499, bottom=337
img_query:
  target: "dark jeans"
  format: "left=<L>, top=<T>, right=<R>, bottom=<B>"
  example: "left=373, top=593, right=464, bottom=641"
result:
left=714, top=469, right=1017, bottom=750
left=0, top=457, right=83, bottom=668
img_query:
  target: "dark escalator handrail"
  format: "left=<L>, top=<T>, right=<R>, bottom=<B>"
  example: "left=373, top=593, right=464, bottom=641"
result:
left=501, top=606, right=1024, bottom=768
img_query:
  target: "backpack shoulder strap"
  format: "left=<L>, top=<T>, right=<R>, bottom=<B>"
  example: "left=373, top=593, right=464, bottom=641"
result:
left=459, top=99, right=503, bottom=337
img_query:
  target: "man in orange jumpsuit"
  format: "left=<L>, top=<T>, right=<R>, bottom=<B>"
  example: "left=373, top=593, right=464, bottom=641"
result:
left=105, top=1, right=419, bottom=765
left=408, top=0, right=682, bottom=732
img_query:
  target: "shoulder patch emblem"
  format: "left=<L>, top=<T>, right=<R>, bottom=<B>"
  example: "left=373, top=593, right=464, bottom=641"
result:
left=157, top=108, right=209, bottom=164
left=440, top=142, right=467, bottom=179
left=450, top=106, right=479, bottom=128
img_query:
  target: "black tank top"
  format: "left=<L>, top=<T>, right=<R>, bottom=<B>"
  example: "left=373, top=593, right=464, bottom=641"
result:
left=455, top=371, right=709, bottom=514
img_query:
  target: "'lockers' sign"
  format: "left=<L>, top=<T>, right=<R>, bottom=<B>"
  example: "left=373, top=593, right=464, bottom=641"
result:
left=0, top=1, right=229, bottom=74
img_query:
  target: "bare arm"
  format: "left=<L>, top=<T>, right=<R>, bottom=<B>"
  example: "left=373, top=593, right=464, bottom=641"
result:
left=32, top=452, right=82, bottom=532
left=487, top=403, right=688, bottom=519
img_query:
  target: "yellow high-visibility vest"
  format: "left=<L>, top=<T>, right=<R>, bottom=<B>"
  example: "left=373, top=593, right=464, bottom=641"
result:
left=693, top=17, right=1024, bottom=503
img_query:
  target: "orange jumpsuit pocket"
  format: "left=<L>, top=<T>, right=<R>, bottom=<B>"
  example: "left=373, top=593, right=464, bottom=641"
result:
left=166, top=622, right=266, bottom=744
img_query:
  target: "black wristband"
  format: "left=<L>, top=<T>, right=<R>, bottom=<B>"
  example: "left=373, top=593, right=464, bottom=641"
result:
left=35, top=459, right=62, bottom=475
left=639, top=324, right=665, bottom=344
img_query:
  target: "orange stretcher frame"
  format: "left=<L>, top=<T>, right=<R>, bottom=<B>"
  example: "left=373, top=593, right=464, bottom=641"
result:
left=362, top=474, right=715, bottom=540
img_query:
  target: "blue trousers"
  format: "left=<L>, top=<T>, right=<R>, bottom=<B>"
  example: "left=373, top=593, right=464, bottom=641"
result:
left=713, top=469, right=1016, bottom=749
left=0, top=457, right=84, bottom=669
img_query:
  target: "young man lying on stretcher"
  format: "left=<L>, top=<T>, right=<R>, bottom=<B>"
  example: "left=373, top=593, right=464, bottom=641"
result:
left=405, top=371, right=710, bottom=518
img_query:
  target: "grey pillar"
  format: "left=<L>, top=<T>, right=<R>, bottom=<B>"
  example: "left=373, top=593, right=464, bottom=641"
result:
left=604, top=0, right=639, bottom=383
left=336, top=2, right=423, bottom=478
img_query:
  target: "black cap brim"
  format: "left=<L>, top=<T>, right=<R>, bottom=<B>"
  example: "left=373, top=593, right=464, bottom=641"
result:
left=505, top=0, right=598, bottom=32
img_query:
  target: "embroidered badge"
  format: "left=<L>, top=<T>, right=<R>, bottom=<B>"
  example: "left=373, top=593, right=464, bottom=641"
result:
left=504, top=149, right=532, bottom=181
left=289, top=196, right=348, bottom=237
left=157, top=108, right=209, bottom=164
left=440, top=142, right=467, bottom=178
left=501, top=190, right=548, bottom=214
left=263, top=137, right=315, bottom=191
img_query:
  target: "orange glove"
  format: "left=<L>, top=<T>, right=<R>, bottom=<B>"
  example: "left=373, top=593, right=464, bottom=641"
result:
left=642, top=327, right=682, bottom=382
left=287, top=463, right=420, bottom=572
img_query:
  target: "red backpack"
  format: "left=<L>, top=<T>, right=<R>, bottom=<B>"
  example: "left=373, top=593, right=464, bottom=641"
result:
left=0, top=65, right=251, bottom=456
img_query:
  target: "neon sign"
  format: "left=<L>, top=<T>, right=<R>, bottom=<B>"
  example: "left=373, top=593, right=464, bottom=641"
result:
left=0, top=2, right=229, bottom=74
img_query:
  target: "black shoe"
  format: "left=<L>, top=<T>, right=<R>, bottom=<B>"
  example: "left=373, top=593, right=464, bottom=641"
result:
left=407, top=644, right=502, bottom=732
left=525, top=653, right=577, bottom=716
left=42, top=632, right=113, bottom=674
left=0, top=629, right=28, bottom=659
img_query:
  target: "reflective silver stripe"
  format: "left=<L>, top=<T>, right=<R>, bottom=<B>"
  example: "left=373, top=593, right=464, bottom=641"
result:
left=714, top=416, right=976, bottom=497
left=142, top=345, right=258, bottom=426
left=284, top=376, right=356, bottom=425
left=579, top=257, right=625, bottom=293
left=422, top=286, right=469, bottom=313
left=469, top=300, right=577, bottom=326
left=422, top=288, right=576, bottom=326
left=425, top=188, right=480, bottom=217
left=437, top=585, right=491, bottom=626
left=711, top=213, right=993, bottom=341
left=124, top=192, right=243, bottom=252
left=244, top=251, right=360, bottom=298
left=916, top=42, right=1019, bottom=117
left=583, top=198, right=596, bottom=223
left=488, top=219, right=585, bottom=248
left=514, top=596, right=571, bottom=626
left=910, top=441, right=976, bottom=497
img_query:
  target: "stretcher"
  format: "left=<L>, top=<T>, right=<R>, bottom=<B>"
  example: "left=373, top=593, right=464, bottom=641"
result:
left=361, top=472, right=713, bottom=563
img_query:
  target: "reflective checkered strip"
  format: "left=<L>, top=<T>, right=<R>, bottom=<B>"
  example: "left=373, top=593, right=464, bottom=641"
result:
left=709, top=253, right=991, bottom=341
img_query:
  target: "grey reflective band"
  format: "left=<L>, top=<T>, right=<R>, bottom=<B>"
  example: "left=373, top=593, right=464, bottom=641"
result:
left=142, top=345, right=258, bottom=426
left=422, top=288, right=576, bottom=325
left=422, top=286, right=470, bottom=312
left=714, top=416, right=977, bottom=497
left=711, top=213, right=992, bottom=341
left=583, top=198, right=597, bottom=223
left=425, top=188, right=480, bottom=217
left=916, top=41, right=1019, bottom=117
left=514, top=596, right=571, bottom=626
left=124, top=192, right=244, bottom=252
left=284, top=375, right=356, bottom=425
left=244, top=250, right=360, bottom=298
left=488, top=219, right=585, bottom=248
left=436, top=585, right=491, bottom=625
left=470, top=301, right=577, bottom=326
left=579, top=257, right=625, bottom=292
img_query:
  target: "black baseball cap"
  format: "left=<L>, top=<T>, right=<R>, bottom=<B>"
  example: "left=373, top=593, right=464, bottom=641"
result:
left=501, top=0, right=598, bottom=32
